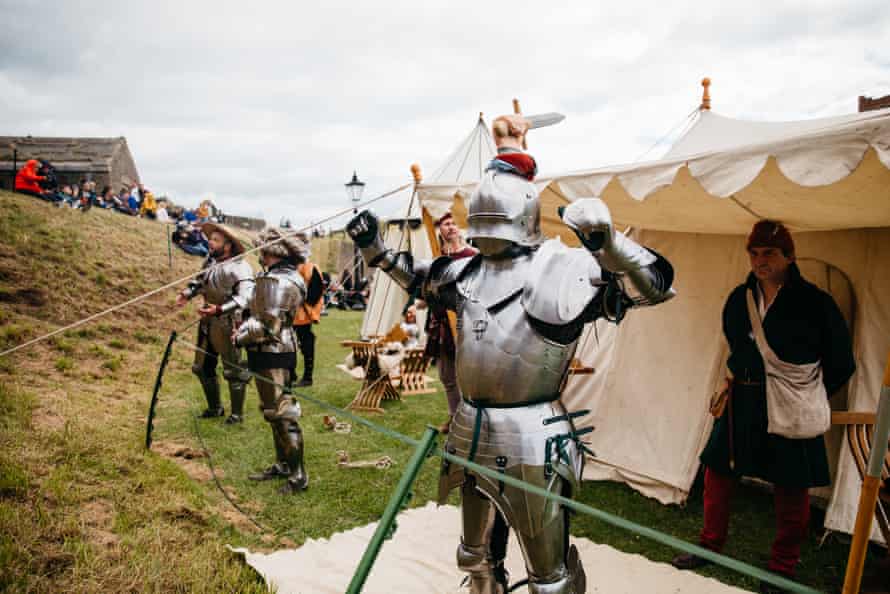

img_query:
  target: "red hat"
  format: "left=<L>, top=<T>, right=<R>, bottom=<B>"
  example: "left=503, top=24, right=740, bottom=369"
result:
left=434, top=212, right=453, bottom=227
left=746, top=220, right=795, bottom=257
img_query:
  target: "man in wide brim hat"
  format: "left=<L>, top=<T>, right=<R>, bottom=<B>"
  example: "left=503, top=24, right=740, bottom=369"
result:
left=200, top=221, right=247, bottom=257
left=176, top=220, right=256, bottom=424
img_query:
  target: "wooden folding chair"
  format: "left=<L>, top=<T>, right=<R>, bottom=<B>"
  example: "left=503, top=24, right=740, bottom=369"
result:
left=396, top=348, right=435, bottom=395
left=831, top=411, right=890, bottom=546
left=347, top=347, right=401, bottom=414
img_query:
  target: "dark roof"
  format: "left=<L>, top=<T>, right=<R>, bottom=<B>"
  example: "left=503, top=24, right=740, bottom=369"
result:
left=0, top=136, right=130, bottom=172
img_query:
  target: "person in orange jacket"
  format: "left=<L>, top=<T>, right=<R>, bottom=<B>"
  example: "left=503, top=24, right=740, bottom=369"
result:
left=14, top=160, right=48, bottom=199
left=294, top=258, right=324, bottom=387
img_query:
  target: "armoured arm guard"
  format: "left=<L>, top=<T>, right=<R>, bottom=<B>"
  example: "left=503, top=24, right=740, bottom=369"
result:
left=347, top=210, right=431, bottom=294
left=561, top=198, right=674, bottom=305
left=234, top=317, right=268, bottom=347
left=219, top=261, right=255, bottom=315
left=182, top=260, right=210, bottom=300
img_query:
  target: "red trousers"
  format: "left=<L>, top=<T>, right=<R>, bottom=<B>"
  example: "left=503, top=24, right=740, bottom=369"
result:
left=699, top=467, right=810, bottom=576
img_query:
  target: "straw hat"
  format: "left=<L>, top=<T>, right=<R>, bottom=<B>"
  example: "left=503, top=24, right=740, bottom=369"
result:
left=200, top=222, right=246, bottom=256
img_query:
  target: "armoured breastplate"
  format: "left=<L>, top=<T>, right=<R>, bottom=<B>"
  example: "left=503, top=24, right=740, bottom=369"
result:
left=455, top=254, right=578, bottom=405
left=252, top=268, right=303, bottom=354
left=203, top=258, right=250, bottom=305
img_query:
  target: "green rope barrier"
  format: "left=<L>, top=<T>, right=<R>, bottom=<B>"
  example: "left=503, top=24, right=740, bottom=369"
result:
left=171, top=338, right=823, bottom=594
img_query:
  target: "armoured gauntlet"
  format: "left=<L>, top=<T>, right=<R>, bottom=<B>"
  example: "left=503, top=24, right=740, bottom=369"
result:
left=347, top=210, right=423, bottom=291
left=561, top=198, right=674, bottom=305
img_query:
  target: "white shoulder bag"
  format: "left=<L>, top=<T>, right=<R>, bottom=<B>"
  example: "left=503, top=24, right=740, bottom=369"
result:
left=745, top=289, right=830, bottom=439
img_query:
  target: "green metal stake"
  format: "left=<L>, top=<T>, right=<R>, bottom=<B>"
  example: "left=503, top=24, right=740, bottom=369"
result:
left=346, top=426, right=438, bottom=594
left=166, top=223, right=173, bottom=269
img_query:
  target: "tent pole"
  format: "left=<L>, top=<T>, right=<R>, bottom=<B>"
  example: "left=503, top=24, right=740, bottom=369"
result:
left=842, top=350, right=890, bottom=594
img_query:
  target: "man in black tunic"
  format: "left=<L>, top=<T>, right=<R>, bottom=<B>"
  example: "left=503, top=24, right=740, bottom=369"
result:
left=673, top=220, right=855, bottom=593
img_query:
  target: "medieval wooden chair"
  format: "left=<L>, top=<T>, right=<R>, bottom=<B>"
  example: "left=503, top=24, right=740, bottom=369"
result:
left=395, top=348, right=435, bottom=395
left=347, top=348, right=401, bottom=414
left=831, top=411, right=890, bottom=547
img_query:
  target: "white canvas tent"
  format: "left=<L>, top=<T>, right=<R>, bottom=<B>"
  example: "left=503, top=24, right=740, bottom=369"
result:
left=416, top=103, right=890, bottom=540
left=360, top=116, right=496, bottom=339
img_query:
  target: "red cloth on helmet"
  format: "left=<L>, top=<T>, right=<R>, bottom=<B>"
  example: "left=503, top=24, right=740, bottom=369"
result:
left=14, top=160, right=46, bottom=194
left=494, top=152, right=538, bottom=181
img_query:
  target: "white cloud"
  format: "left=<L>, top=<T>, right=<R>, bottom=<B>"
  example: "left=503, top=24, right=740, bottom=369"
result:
left=1, top=0, right=887, bottom=227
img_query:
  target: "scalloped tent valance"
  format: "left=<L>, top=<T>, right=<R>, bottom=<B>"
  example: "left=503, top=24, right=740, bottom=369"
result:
left=418, top=107, right=890, bottom=235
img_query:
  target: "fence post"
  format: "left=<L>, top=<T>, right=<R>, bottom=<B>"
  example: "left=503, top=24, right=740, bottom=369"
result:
left=346, top=426, right=438, bottom=594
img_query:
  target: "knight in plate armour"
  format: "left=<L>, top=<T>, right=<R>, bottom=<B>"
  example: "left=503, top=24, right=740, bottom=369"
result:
left=176, top=222, right=254, bottom=424
left=347, top=114, right=675, bottom=593
left=235, top=228, right=310, bottom=495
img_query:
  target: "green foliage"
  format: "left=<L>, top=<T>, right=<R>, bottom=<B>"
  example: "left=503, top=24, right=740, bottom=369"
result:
left=101, top=356, right=122, bottom=372
left=107, top=338, right=126, bottom=350
left=55, top=357, right=74, bottom=372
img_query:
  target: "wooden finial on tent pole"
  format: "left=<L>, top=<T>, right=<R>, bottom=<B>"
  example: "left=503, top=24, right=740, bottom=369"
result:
left=410, top=163, right=423, bottom=185
left=701, top=77, right=712, bottom=110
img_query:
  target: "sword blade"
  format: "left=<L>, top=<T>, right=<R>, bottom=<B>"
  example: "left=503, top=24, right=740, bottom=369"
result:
left=525, top=112, right=566, bottom=129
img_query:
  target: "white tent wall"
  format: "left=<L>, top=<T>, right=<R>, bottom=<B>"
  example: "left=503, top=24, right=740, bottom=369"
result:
left=359, top=217, right=432, bottom=340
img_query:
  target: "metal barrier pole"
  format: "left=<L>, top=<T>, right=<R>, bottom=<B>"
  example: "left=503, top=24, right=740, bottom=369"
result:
left=166, top=223, right=173, bottom=269
left=842, top=351, right=890, bottom=594
left=346, top=426, right=438, bottom=594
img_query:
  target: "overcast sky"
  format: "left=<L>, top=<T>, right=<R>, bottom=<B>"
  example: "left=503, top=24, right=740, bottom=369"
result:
left=1, top=0, right=887, bottom=229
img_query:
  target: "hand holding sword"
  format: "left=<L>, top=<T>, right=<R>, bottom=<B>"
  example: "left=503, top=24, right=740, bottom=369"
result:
left=492, top=112, right=565, bottom=150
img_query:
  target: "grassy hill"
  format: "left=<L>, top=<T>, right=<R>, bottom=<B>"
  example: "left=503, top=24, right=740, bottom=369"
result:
left=0, top=189, right=882, bottom=593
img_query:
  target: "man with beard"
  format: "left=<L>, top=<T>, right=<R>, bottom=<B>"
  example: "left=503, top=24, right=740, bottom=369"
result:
left=176, top=223, right=254, bottom=423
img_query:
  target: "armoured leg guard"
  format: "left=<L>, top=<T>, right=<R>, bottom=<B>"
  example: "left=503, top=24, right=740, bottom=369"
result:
left=278, top=419, right=308, bottom=493
left=192, top=364, right=223, bottom=413
left=211, top=318, right=250, bottom=418
left=458, top=480, right=510, bottom=594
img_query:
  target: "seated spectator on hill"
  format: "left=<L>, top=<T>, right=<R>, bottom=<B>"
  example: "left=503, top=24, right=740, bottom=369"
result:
left=156, top=201, right=170, bottom=222
left=195, top=201, right=211, bottom=221
left=14, top=159, right=49, bottom=200
left=140, top=191, right=158, bottom=219
left=182, top=208, right=198, bottom=223
left=171, top=222, right=209, bottom=257
left=127, top=191, right=140, bottom=214
left=79, top=181, right=97, bottom=211
left=113, top=188, right=137, bottom=215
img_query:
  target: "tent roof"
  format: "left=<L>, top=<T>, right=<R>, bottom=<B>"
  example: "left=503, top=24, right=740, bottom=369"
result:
left=419, top=107, right=890, bottom=235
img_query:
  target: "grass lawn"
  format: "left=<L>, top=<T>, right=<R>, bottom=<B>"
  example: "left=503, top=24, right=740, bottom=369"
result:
left=0, top=190, right=882, bottom=592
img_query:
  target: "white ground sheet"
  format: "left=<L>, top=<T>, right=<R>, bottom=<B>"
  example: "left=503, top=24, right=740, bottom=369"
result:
left=231, top=503, right=750, bottom=594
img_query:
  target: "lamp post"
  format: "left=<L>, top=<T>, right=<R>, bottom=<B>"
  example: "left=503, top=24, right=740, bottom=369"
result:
left=344, top=171, right=366, bottom=295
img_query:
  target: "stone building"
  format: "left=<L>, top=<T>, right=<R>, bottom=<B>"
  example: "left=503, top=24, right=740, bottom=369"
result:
left=859, top=94, right=890, bottom=112
left=0, top=136, right=140, bottom=191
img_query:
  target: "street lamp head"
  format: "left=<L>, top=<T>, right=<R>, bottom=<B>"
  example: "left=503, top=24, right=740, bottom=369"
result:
left=345, top=171, right=365, bottom=203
